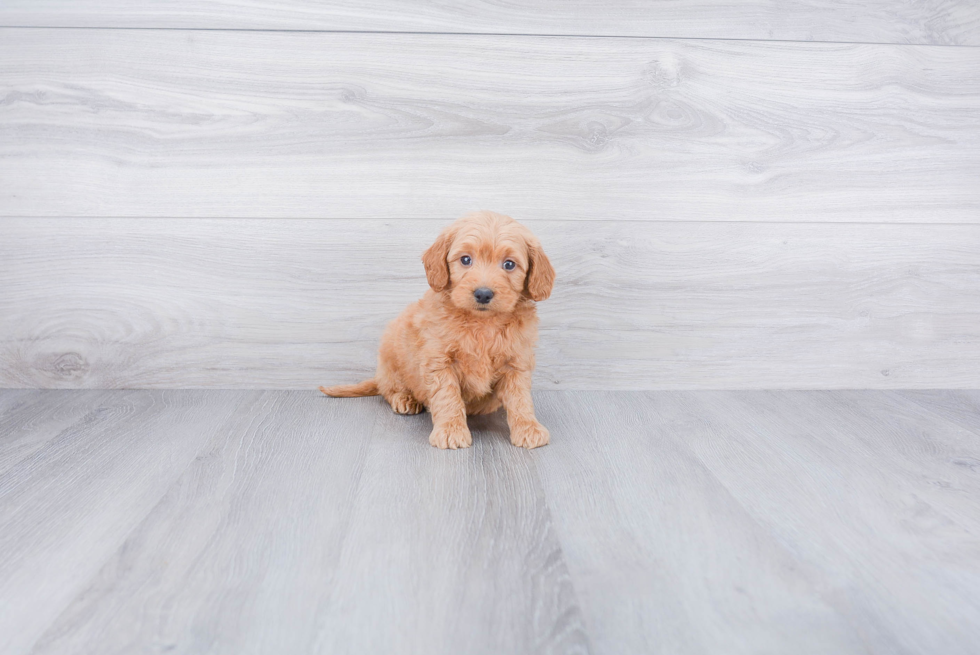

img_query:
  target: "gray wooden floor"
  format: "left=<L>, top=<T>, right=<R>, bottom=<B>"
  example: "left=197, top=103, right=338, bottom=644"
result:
left=1, top=389, right=978, bottom=654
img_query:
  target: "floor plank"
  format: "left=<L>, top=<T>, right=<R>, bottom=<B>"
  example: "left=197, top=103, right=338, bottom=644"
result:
left=3, top=218, right=978, bottom=391
left=0, top=390, right=256, bottom=654
left=532, top=391, right=865, bottom=654
left=820, top=390, right=980, bottom=514
left=1, top=1, right=978, bottom=46
left=3, top=30, right=979, bottom=222
left=2, top=390, right=980, bottom=653
left=891, top=389, right=980, bottom=437
left=313, top=402, right=590, bottom=655
left=0, top=389, right=112, bottom=476
left=661, top=390, right=980, bottom=654
left=27, top=391, right=380, bottom=655
left=18, top=392, right=589, bottom=655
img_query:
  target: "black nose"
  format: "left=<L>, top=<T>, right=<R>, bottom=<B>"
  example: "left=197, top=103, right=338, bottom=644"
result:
left=473, top=287, right=494, bottom=304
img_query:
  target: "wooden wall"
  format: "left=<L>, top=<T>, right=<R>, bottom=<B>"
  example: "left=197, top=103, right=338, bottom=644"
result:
left=1, top=3, right=978, bottom=390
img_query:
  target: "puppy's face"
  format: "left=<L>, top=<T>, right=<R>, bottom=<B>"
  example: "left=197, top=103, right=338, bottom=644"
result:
left=423, top=212, right=555, bottom=315
left=446, top=224, right=527, bottom=314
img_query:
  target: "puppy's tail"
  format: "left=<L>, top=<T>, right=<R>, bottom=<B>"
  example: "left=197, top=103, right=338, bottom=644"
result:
left=318, top=379, right=379, bottom=398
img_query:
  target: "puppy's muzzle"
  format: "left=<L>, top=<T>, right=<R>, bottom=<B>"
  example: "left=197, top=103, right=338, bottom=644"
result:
left=473, top=287, right=494, bottom=305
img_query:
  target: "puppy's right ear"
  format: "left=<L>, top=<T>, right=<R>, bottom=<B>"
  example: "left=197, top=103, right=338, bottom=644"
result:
left=422, top=228, right=454, bottom=291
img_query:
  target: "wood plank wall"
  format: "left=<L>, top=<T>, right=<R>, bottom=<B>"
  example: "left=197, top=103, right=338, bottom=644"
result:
left=1, top=3, right=979, bottom=390
left=3, top=1, right=979, bottom=44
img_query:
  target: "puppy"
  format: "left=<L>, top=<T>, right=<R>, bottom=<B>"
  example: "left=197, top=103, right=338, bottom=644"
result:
left=320, top=210, right=555, bottom=450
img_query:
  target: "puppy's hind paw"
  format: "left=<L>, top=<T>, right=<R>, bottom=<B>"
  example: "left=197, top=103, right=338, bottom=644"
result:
left=389, top=393, right=424, bottom=415
left=510, top=422, right=550, bottom=449
left=429, top=425, right=472, bottom=450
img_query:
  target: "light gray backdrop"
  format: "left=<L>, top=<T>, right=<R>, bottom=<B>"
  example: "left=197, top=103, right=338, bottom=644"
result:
left=1, top=2, right=978, bottom=389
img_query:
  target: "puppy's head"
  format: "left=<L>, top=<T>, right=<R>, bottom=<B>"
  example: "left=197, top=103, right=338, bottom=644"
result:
left=422, top=211, right=555, bottom=315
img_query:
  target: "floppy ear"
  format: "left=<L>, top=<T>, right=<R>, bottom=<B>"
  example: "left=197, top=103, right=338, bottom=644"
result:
left=525, top=238, right=555, bottom=301
left=422, top=228, right=454, bottom=291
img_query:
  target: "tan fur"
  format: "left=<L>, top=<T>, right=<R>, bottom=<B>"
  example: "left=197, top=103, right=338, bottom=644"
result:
left=320, top=210, right=555, bottom=449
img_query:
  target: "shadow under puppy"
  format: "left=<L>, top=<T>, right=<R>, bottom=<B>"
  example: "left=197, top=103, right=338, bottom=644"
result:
left=320, top=210, right=555, bottom=449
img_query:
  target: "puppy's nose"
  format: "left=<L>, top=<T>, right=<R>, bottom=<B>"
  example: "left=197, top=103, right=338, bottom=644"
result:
left=473, top=287, right=494, bottom=305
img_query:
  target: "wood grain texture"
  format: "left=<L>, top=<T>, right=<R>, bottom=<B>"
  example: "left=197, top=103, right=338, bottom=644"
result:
left=26, top=392, right=383, bottom=655
left=532, top=391, right=866, bottom=654
left=533, top=390, right=980, bottom=653
left=1, top=1, right=979, bottom=45
left=2, top=217, right=978, bottom=390
left=2, top=29, right=979, bottom=222
left=0, top=390, right=256, bottom=654
left=654, top=390, right=980, bottom=654
left=891, top=389, right=980, bottom=436
left=5, top=390, right=588, bottom=655
left=313, top=406, right=590, bottom=655
left=3, top=389, right=980, bottom=653
left=0, top=389, right=111, bottom=476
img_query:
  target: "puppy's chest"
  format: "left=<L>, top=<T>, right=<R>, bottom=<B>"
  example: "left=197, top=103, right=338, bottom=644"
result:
left=451, top=332, right=512, bottom=397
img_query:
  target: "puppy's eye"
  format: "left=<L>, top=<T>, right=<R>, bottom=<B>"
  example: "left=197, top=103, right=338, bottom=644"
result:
left=503, top=260, right=516, bottom=271
left=460, top=255, right=472, bottom=267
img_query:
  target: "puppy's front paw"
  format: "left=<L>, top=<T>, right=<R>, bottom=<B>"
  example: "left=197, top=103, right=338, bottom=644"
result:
left=429, top=424, right=472, bottom=450
left=510, top=422, right=550, bottom=449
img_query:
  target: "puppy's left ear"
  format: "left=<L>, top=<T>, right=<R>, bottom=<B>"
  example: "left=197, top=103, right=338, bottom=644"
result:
left=525, top=237, right=555, bottom=301
left=422, top=227, right=454, bottom=291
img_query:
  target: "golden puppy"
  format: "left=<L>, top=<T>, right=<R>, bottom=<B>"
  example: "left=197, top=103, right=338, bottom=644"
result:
left=320, top=210, right=555, bottom=450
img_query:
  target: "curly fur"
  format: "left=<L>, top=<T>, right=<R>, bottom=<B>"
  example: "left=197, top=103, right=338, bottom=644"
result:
left=320, top=210, right=555, bottom=449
